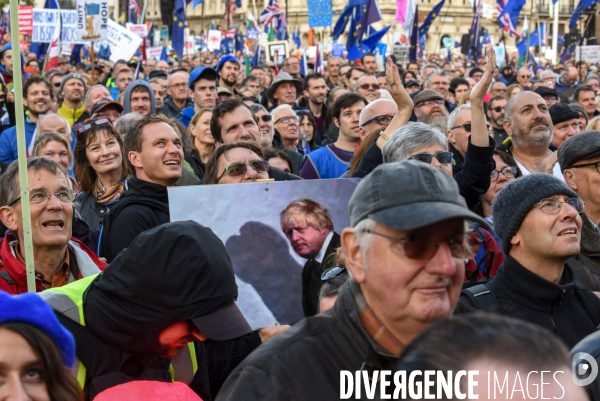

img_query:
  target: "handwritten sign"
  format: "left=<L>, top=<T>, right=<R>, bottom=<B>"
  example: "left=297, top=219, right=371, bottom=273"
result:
left=32, top=9, right=85, bottom=44
left=76, top=0, right=108, bottom=40
left=93, top=19, right=143, bottom=62
left=18, top=6, right=33, bottom=35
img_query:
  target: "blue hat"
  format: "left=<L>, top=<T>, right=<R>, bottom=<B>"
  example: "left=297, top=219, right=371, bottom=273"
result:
left=216, top=54, right=240, bottom=73
left=188, top=66, right=219, bottom=89
left=0, top=292, right=75, bottom=367
left=534, top=66, right=545, bottom=73
left=0, top=43, right=11, bottom=57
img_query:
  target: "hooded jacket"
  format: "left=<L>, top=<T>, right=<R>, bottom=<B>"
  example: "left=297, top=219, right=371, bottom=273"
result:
left=162, top=96, right=186, bottom=119
left=0, top=116, right=36, bottom=163
left=179, top=105, right=196, bottom=127
left=45, top=221, right=262, bottom=400
left=123, top=80, right=156, bottom=115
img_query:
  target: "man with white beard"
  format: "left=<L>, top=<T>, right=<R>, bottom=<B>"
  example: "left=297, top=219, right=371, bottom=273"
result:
left=413, top=89, right=449, bottom=134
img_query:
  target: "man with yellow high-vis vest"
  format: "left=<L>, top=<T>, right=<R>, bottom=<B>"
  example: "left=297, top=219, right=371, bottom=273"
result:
left=39, top=221, right=288, bottom=400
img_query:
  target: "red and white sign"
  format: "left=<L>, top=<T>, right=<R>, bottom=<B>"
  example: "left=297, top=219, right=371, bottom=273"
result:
left=207, top=29, right=222, bottom=51
left=126, top=23, right=147, bottom=38
left=145, top=46, right=163, bottom=61
left=18, top=6, right=33, bottom=35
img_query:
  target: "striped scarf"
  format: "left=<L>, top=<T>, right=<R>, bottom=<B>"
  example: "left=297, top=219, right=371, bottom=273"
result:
left=94, top=177, right=126, bottom=206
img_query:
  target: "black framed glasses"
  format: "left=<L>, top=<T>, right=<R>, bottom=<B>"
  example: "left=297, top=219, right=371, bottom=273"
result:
left=8, top=190, right=75, bottom=208
left=569, top=161, right=600, bottom=173
left=490, top=166, right=517, bottom=181
left=450, top=123, right=491, bottom=132
left=77, top=118, right=112, bottom=137
left=409, top=151, right=453, bottom=165
left=361, top=115, right=394, bottom=127
left=416, top=99, right=444, bottom=108
left=217, top=160, right=270, bottom=181
left=363, top=230, right=480, bottom=260
left=532, top=198, right=585, bottom=214
left=53, top=82, right=61, bottom=87
left=321, top=266, right=347, bottom=281
left=274, top=115, right=299, bottom=124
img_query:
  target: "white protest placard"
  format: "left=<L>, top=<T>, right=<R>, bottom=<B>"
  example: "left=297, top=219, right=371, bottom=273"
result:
left=576, top=46, right=600, bottom=64
left=76, top=0, right=108, bottom=41
left=207, top=29, right=222, bottom=52
left=126, top=23, right=147, bottom=38
left=393, top=45, right=410, bottom=65
left=93, top=19, right=143, bottom=62
left=482, top=3, right=494, bottom=19
left=32, top=9, right=86, bottom=44
left=146, top=46, right=163, bottom=61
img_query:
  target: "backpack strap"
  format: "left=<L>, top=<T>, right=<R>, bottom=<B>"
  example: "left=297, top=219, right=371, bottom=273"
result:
left=574, top=283, right=600, bottom=329
left=0, top=269, right=15, bottom=285
left=461, top=283, right=500, bottom=314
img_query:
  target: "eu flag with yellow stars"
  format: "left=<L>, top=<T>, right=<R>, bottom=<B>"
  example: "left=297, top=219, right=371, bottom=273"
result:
left=172, top=0, right=186, bottom=58
left=418, top=0, right=445, bottom=38
left=409, top=4, right=418, bottom=62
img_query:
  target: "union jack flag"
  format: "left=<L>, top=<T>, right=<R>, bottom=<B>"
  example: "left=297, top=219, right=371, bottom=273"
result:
left=497, top=0, right=518, bottom=37
left=129, top=0, right=141, bottom=14
left=224, top=0, right=235, bottom=27
left=224, top=27, right=236, bottom=39
left=259, top=0, right=281, bottom=28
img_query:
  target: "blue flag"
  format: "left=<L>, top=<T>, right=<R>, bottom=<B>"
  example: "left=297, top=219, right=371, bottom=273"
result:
left=409, top=4, right=418, bottom=62
left=499, top=0, right=526, bottom=22
left=570, top=0, right=597, bottom=29
left=235, top=31, right=245, bottom=53
left=292, top=27, right=301, bottom=48
left=355, top=0, right=382, bottom=42
left=98, top=44, right=111, bottom=61
left=172, top=0, right=186, bottom=58
left=251, top=44, right=262, bottom=66
left=332, top=5, right=355, bottom=40
left=418, top=0, right=445, bottom=38
left=160, top=46, right=168, bottom=61
left=468, top=2, right=482, bottom=62
left=300, top=49, right=307, bottom=77
left=69, top=44, right=83, bottom=65
left=347, top=24, right=391, bottom=60
left=193, top=0, right=203, bottom=9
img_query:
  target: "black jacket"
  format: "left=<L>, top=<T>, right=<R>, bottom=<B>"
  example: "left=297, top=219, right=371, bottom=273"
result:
left=58, top=221, right=263, bottom=400
left=567, top=215, right=600, bottom=291
left=186, top=149, right=207, bottom=182
left=75, top=190, right=111, bottom=231
left=217, top=281, right=400, bottom=401
left=100, top=177, right=170, bottom=262
left=302, top=232, right=340, bottom=317
left=161, top=96, right=186, bottom=119
left=353, top=137, right=495, bottom=209
left=492, top=126, right=508, bottom=146
left=272, top=131, right=304, bottom=175
left=460, top=255, right=600, bottom=348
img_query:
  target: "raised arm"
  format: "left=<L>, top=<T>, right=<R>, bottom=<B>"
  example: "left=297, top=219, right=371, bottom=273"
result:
left=468, top=47, right=495, bottom=148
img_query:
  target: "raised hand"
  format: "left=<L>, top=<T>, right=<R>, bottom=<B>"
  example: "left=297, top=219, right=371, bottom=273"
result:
left=470, top=47, right=496, bottom=103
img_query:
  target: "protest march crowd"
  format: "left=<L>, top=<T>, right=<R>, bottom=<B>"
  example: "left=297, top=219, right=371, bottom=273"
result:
left=5, top=13, right=600, bottom=399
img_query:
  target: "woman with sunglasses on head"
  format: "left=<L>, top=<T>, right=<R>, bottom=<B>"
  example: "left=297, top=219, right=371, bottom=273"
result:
left=186, top=108, right=215, bottom=181
left=204, top=142, right=270, bottom=185
left=74, top=118, right=128, bottom=230
left=32, top=132, right=79, bottom=194
left=0, top=292, right=81, bottom=401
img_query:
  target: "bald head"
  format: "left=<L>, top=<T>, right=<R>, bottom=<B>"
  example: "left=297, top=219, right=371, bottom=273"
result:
left=358, top=98, right=398, bottom=138
left=566, top=67, right=578, bottom=84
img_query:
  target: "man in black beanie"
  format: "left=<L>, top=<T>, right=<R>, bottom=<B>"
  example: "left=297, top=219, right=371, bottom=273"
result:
left=461, top=173, right=600, bottom=348
left=549, top=103, right=581, bottom=150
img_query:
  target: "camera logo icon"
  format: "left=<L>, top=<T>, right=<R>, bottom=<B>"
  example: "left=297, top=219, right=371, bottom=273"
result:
left=572, top=352, right=599, bottom=386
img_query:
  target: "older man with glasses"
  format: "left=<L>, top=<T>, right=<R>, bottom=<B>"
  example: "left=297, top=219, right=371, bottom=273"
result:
left=0, top=158, right=106, bottom=294
left=355, top=74, right=381, bottom=103
left=559, top=131, right=600, bottom=291
left=516, top=67, right=532, bottom=90
left=358, top=98, right=398, bottom=141
left=217, top=160, right=491, bottom=400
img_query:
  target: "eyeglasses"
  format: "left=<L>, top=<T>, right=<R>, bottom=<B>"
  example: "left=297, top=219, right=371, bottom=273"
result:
left=450, top=123, right=491, bottom=132
left=217, top=160, right=270, bottom=181
left=532, top=198, right=585, bottom=214
left=241, top=96, right=259, bottom=103
left=519, top=75, right=531, bottom=79
left=359, top=83, right=380, bottom=90
left=544, top=96, right=558, bottom=102
left=258, top=114, right=272, bottom=122
left=361, top=115, right=394, bottom=127
left=285, top=62, right=300, bottom=67
left=169, top=83, right=188, bottom=89
left=363, top=230, right=480, bottom=260
left=8, top=190, right=75, bottom=208
left=416, top=99, right=444, bottom=108
left=490, top=106, right=505, bottom=113
left=274, top=115, right=299, bottom=124
left=490, top=166, right=517, bottom=181
left=569, top=161, right=600, bottom=173
left=409, top=151, right=454, bottom=165
left=77, top=118, right=112, bottom=137
left=321, top=266, right=347, bottom=281
left=53, top=83, right=61, bottom=87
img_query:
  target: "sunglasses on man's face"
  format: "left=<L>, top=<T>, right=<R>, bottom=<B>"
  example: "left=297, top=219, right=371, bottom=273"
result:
left=490, top=106, right=505, bottom=113
left=450, top=123, right=491, bottom=132
left=359, top=83, right=380, bottom=91
left=258, top=114, right=272, bottom=122
left=409, top=151, right=454, bottom=165
left=217, top=160, right=270, bottom=181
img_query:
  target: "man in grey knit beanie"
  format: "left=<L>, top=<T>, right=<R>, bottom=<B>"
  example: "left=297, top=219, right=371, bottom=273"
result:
left=462, top=173, right=600, bottom=349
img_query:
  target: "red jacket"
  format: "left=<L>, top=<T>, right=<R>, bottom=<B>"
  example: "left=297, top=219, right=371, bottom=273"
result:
left=0, top=233, right=107, bottom=294
left=464, top=227, right=504, bottom=282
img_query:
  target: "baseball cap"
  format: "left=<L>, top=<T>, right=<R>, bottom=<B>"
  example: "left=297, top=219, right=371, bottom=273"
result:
left=188, top=66, right=219, bottom=89
left=349, top=160, right=491, bottom=231
left=558, top=130, right=600, bottom=172
left=216, top=54, right=240, bottom=72
left=91, top=100, right=124, bottom=116
left=413, top=89, right=444, bottom=107
left=404, top=80, right=419, bottom=88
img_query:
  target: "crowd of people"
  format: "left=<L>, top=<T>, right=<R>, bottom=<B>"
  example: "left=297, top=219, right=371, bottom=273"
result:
left=1, top=42, right=600, bottom=399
